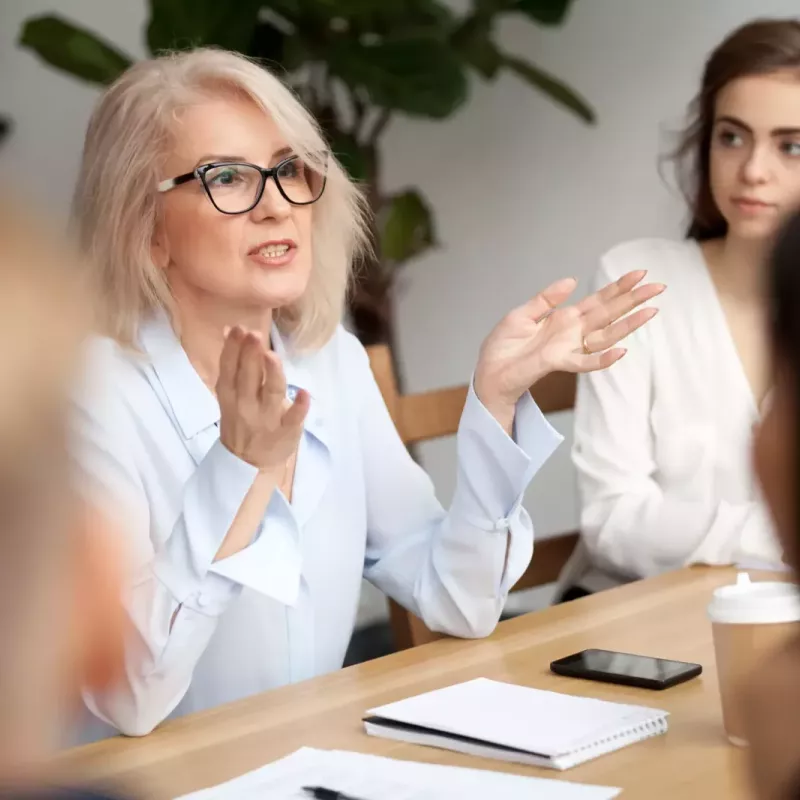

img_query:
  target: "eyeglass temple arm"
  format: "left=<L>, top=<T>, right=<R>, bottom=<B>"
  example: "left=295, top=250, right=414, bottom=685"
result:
left=157, top=171, right=198, bottom=193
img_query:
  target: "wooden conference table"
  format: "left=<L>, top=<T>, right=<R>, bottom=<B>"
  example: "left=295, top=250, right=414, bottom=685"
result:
left=53, top=566, right=776, bottom=799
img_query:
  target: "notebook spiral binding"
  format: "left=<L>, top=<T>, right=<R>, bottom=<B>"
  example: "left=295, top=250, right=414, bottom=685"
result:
left=560, top=715, right=669, bottom=769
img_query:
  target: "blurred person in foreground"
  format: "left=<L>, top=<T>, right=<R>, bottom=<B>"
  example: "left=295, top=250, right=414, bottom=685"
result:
left=744, top=208, right=800, bottom=799
left=0, top=202, right=126, bottom=796
left=71, top=47, right=663, bottom=740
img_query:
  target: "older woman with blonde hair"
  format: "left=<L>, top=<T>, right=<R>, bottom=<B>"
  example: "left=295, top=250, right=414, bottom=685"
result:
left=71, top=47, right=663, bottom=740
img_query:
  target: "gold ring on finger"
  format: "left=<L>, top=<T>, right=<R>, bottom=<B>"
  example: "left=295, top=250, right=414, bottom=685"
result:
left=582, top=335, right=592, bottom=355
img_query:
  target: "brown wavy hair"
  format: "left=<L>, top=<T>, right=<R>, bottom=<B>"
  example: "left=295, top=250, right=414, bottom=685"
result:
left=674, top=18, right=800, bottom=241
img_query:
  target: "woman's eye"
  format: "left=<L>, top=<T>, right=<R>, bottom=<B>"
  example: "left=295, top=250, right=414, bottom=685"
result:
left=278, top=160, right=301, bottom=179
left=208, top=167, right=241, bottom=186
left=718, top=129, right=744, bottom=148
left=781, top=140, right=800, bottom=157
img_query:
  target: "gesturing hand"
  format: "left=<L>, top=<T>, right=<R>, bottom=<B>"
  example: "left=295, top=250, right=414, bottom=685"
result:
left=474, top=270, right=665, bottom=425
left=216, top=326, right=309, bottom=471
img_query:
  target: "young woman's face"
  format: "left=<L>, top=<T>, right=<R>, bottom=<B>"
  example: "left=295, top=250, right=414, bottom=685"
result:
left=710, top=71, right=800, bottom=242
left=753, top=359, right=796, bottom=568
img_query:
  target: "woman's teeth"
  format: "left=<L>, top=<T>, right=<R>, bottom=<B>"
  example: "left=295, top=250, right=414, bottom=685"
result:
left=259, top=244, right=290, bottom=258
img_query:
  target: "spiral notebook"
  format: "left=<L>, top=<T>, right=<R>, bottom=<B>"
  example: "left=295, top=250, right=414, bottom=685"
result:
left=363, top=677, right=668, bottom=771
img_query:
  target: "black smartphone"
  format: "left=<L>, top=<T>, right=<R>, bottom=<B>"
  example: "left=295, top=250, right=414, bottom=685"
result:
left=550, top=648, right=702, bottom=690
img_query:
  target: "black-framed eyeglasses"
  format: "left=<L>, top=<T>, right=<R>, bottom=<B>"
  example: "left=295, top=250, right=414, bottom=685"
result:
left=157, top=154, right=327, bottom=215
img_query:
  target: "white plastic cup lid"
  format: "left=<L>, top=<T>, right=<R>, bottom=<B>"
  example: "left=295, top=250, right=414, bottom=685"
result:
left=708, top=572, right=800, bottom=625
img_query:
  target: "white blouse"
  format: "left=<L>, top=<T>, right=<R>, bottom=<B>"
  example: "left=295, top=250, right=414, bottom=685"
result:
left=560, top=238, right=782, bottom=595
left=71, top=313, right=562, bottom=741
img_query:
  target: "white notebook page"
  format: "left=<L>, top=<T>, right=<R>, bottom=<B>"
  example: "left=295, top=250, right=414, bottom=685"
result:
left=175, top=747, right=622, bottom=800
left=366, top=677, right=667, bottom=757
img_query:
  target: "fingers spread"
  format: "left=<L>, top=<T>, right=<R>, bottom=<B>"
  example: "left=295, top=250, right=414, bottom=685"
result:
left=217, top=325, right=245, bottom=396
left=258, top=350, right=287, bottom=413
left=584, top=307, right=658, bottom=353
left=575, top=270, right=649, bottom=317
left=235, top=332, right=266, bottom=404
left=282, top=388, right=310, bottom=431
left=522, top=277, right=578, bottom=322
left=566, top=347, right=627, bottom=373
left=581, top=281, right=664, bottom=333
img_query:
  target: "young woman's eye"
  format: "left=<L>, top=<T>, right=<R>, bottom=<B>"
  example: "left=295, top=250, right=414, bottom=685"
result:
left=717, top=129, right=744, bottom=148
left=781, top=140, right=800, bottom=157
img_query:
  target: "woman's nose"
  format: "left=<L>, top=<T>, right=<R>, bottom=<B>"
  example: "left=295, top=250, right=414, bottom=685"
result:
left=741, top=146, right=772, bottom=185
left=253, top=177, right=291, bottom=220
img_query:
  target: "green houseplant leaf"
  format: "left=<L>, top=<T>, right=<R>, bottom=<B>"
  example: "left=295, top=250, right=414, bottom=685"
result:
left=328, top=36, right=468, bottom=118
left=147, top=0, right=264, bottom=53
left=249, top=20, right=289, bottom=68
left=19, top=15, right=133, bottom=86
left=501, top=53, right=594, bottom=123
left=329, top=131, right=371, bottom=183
left=472, top=0, right=514, bottom=12
left=380, top=189, right=436, bottom=263
left=262, top=0, right=302, bottom=20
left=297, top=0, right=454, bottom=36
left=451, top=14, right=502, bottom=79
left=512, top=0, right=575, bottom=25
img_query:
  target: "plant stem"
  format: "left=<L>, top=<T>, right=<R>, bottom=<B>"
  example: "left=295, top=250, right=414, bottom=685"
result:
left=351, top=89, right=367, bottom=139
left=311, top=62, right=326, bottom=108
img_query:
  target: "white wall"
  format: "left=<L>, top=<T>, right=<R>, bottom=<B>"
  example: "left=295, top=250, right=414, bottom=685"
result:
left=0, top=0, right=148, bottom=216
left=1, top=0, right=798, bottom=621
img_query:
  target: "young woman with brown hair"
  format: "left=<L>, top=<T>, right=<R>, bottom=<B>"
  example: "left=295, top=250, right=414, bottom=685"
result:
left=560, top=18, right=800, bottom=600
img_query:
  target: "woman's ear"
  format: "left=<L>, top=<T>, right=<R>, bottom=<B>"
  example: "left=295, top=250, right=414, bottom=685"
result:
left=151, top=222, right=170, bottom=271
left=70, top=503, right=128, bottom=693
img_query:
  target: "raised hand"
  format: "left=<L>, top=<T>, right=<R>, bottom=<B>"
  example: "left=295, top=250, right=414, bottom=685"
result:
left=474, top=270, right=665, bottom=425
left=216, top=326, right=308, bottom=471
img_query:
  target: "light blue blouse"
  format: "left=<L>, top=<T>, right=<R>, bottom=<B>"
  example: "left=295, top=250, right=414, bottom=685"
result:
left=71, top=314, right=562, bottom=739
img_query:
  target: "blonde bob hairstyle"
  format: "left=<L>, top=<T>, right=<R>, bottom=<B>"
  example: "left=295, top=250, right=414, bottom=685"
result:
left=74, top=48, right=369, bottom=351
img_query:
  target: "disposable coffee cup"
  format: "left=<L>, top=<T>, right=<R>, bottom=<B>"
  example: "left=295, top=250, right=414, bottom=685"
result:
left=708, top=572, right=800, bottom=746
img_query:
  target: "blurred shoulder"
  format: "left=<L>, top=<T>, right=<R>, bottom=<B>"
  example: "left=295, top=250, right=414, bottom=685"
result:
left=74, top=335, right=150, bottom=413
left=82, top=334, right=138, bottom=368
left=81, top=334, right=149, bottom=382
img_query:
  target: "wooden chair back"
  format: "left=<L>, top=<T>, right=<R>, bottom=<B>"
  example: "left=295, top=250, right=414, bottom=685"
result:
left=366, top=344, right=579, bottom=650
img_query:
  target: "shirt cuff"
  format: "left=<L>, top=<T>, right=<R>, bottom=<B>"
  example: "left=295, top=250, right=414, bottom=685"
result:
left=152, top=439, right=258, bottom=605
left=513, top=388, right=566, bottom=477
left=500, top=505, right=535, bottom=593
left=209, top=491, right=303, bottom=607
left=453, top=381, right=563, bottom=526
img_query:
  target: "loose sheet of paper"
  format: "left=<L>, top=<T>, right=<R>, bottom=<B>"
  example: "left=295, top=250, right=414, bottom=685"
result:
left=175, top=747, right=621, bottom=800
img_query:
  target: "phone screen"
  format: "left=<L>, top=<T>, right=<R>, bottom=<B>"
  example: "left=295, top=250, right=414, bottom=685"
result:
left=555, top=649, right=699, bottom=682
